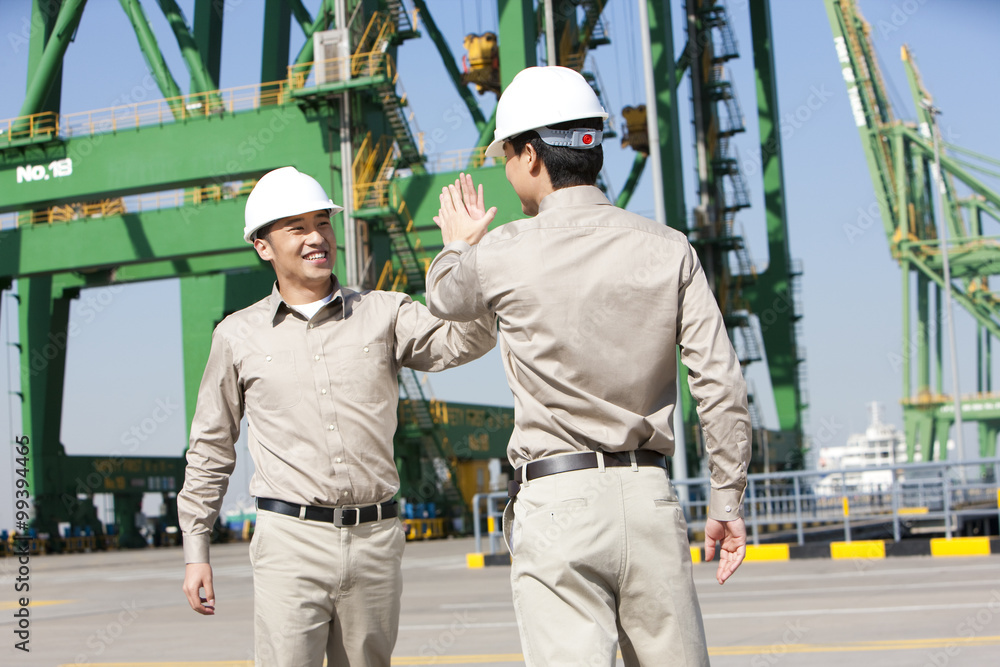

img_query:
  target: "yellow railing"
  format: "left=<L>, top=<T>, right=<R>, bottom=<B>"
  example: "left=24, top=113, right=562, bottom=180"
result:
left=0, top=83, right=292, bottom=145
left=376, top=259, right=408, bottom=292
left=4, top=181, right=255, bottom=228
left=353, top=132, right=398, bottom=209
left=422, top=147, right=504, bottom=173
left=287, top=51, right=395, bottom=90
left=58, top=83, right=292, bottom=139
left=0, top=50, right=396, bottom=146
left=353, top=132, right=380, bottom=186
left=353, top=11, right=396, bottom=67
left=0, top=111, right=58, bottom=143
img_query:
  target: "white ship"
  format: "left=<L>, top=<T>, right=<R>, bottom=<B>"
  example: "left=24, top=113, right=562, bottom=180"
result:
left=813, top=402, right=909, bottom=494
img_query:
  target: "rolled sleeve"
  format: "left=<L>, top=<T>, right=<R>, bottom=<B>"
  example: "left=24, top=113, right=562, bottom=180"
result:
left=177, top=328, right=243, bottom=563
left=676, top=245, right=751, bottom=521
left=426, top=241, right=491, bottom=322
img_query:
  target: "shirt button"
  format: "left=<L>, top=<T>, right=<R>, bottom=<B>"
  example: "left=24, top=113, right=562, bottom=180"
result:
left=363, top=346, right=369, bottom=353
left=265, top=355, right=271, bottom=362
left=725, top=505, right=732, bottom=513
left=342, top=490, right=348, bottom=497
left=335, top=457, right=342, bottom=463
left=309, top=323, right=315, bottom=329
left=321, top=388, right=327, bottom=395
left=314, top=354, right=320, bottom=361
left=328, top=424, right=336, bottom=431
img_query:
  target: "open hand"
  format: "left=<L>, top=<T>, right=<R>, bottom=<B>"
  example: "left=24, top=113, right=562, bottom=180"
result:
left=704, top=517, right=747, bottom=585
left=433, top=172, right=497, bottom=246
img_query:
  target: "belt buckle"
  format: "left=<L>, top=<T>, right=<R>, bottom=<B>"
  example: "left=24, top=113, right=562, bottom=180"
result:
left=334, top=507, right=359, bottom=527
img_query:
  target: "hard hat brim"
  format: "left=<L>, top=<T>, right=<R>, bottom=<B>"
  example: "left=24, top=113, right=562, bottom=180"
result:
left=485, top=138, right=506, bottom=159
left=243, top=201, right=344, bottom=243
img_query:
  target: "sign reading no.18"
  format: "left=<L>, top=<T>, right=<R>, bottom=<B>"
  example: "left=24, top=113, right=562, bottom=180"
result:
left=16, top=158, right=73, bottom=183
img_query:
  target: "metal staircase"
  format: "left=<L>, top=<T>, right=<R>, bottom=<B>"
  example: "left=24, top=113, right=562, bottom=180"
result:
left=353, top=132, right=427, bottom=293
left=385, top=0, right=416, bottom=37
left=561, top=0, right=609, bottom=71
left=376, top=84, right=423, bottom=168
left=380, top=195, right=428, bottom=292
left=398, top=368, right=467, bottom=514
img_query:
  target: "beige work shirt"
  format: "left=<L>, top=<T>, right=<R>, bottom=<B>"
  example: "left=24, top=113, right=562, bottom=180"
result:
left=426, top=185, right=750, bottom=521
left=178, top=279, right=496, bottom=563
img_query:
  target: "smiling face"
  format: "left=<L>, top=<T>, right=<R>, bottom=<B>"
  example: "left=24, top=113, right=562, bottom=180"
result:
left=253, top=209, right=337, bottom=303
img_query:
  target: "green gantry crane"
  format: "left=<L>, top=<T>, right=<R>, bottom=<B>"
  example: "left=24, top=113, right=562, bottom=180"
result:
left=0, top=0, right=805, bottom=546
left=826, top=0, right=1000, bottom=461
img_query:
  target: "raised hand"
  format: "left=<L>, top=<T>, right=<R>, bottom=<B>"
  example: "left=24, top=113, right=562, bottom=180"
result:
left=433, top=172, right=497, bottom=246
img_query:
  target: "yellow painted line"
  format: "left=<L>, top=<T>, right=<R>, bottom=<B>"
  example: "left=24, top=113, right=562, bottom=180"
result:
left=465, top=553, right=485, bottom=569
left=898, top=506, right=929, bottom=514
left=690, top=546, right=702, bottom=563
left=709, top=635, right=1000, bottom=656
left=59, top=636, right=1000, bottom=665
left=830, top=540, right=885, bottom=560
left=0, top=599, right=75, bottom=610
left=931, top=536, right=991, bottom=557
left=744, top=543, right=790, bottom=561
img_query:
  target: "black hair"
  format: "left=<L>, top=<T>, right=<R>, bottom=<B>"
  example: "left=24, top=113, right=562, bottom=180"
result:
left=509, top=117, right=604, bottom=188
left=253, top=221, right=276, bottom=243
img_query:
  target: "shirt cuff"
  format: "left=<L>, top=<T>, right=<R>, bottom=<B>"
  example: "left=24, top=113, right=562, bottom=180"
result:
left=441, top=240, right=472, bottom=254
left=182, top=533, right=211, bottom=564
left=708, top=489, right=745, bottom=522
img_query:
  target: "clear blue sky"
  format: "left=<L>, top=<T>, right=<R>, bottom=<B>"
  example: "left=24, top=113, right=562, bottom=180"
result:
left=1, top=0, right=999, bottom=530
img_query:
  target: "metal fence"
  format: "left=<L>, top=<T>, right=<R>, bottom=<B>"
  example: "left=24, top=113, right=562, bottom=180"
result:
left=471, top=457, right=1000, bottom=555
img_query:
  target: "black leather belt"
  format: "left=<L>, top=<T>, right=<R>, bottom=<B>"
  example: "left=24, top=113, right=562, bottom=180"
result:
left=256, top=498, right=397, bottom=527
left=509, top=450, right=667, bottom=499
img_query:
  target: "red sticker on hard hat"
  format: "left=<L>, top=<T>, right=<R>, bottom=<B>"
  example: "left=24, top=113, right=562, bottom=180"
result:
left=534, top=126, right=603, bottom=149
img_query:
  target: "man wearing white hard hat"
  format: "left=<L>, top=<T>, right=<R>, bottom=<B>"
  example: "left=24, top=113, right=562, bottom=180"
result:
left=178, top=166, right=496, bottom=667
left=426, top=66, right=750, bottom=666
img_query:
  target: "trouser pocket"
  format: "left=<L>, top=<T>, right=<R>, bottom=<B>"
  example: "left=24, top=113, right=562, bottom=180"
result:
left=502, top=499, right=515, bottom=554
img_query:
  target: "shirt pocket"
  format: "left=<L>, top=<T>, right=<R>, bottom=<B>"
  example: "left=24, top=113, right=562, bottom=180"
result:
left=336, top=342, right=391, bottom=403
left=243, top=350, right=302, bottom=411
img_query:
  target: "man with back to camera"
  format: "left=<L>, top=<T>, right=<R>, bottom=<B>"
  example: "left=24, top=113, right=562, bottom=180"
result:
left=177, top=166, right=497, bottom=667
left=425, top=66, right=750, bottom=666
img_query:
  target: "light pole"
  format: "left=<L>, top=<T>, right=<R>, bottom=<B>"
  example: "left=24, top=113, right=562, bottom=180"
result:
left=922, top=99, right=965, bottom=479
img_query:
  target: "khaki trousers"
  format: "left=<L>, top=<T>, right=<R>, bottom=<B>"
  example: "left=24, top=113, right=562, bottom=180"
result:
left=506, top=463, right=709, bottom=667
left=250, top=509, right=405, bottom=667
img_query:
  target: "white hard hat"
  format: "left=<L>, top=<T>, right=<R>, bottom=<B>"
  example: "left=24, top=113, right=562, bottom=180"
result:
left=485, top=66, right=609, bottom=158
left=243, top=167, right=344, bottom=243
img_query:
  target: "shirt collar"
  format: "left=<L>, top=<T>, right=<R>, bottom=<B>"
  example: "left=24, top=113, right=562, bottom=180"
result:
left=268, top=276, right=346, bottom=324
left=537, top=185, right=611, bottom=215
